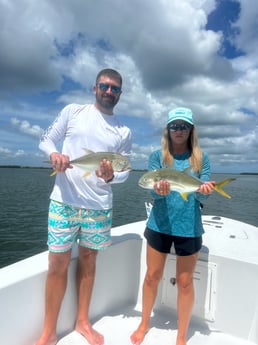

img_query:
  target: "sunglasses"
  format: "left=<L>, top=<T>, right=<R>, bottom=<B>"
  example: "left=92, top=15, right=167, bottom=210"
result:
left=97, top=83, right=122, bottom=94
left=169, top=123, right=191, bottom=132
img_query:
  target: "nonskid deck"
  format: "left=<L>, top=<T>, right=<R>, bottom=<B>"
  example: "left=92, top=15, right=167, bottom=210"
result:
left=57, top=306, right=257, bottom=345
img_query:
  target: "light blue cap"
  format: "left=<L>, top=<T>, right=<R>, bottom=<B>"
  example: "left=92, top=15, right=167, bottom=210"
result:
left=167, top=107, right=194, bottom=125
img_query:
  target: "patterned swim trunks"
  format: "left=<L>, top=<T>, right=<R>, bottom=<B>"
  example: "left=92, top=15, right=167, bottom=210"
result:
left=48, top=200, right=112, bottom=252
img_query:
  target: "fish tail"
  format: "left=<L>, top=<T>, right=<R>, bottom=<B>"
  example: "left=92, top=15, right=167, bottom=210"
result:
left=50, top=170, right=57, bottom=176
left=214, top=178, right=236, bottom=199
left=180, top=192, right=189, bottom=201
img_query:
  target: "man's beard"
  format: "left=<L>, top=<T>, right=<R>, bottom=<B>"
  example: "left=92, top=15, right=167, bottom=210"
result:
left=96, top=93, right=119, bottom=110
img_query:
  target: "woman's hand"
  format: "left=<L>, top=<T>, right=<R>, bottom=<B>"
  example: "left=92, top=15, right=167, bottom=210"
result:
left=154, top=180, right=170, bottom=195
left=198, top=181, right=215, bottom=194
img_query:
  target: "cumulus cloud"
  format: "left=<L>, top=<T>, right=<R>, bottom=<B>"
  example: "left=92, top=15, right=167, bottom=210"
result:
left=11, top=118, right=43, bottom=138
left=0, top=147, right=12, bottom=155
left=14, top=149, right=26, bottom=157
left=0, top=0, right=257, bottom=171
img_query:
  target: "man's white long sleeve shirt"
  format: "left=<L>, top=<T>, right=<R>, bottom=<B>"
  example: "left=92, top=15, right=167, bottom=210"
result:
left=39, top=103, right=132, bottom=210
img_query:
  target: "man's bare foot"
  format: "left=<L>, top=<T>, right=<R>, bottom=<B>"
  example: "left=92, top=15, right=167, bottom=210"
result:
left=35, top=334, right=57, bottom=345
left=130, top=325, right=149, bottom=345
left=75, top=322, right=104, bottom=345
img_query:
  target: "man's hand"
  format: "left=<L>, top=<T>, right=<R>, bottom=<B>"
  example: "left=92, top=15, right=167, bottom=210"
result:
left=50, top=152, right=72, bottom=173
left=95, top=159, right=114, bottom=182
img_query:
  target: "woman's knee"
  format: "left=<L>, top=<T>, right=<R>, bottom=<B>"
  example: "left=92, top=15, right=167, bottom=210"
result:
left=145, top=269, right=163, bottom=287
left=177, top=275, right=194, bottom=292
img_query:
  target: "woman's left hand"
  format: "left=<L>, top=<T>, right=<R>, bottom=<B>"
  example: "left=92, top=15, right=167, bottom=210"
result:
left=198, top=181, right=215, bottom=194
left=154, top=180, right=170, bottom=195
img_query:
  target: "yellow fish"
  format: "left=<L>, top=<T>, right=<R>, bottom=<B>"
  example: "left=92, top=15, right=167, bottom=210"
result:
left=50, top=149, right=131, bottom=177
left=138, top=168, right=235, bottom=201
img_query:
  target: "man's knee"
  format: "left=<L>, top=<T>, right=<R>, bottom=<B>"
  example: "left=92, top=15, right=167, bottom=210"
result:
left=48, top=251, right=71, bottom=274
left=79, top=247, right=98, bottom=261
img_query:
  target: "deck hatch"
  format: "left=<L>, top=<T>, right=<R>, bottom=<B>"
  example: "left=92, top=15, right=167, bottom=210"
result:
left=161, top=255, right=217, bottom=322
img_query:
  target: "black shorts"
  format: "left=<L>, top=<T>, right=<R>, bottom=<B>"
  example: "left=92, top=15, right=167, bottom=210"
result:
left=144, top=227, right=202, bottom=256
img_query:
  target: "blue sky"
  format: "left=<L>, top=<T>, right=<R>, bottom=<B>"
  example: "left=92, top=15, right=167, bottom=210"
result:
left=0, top=0, right=258, bottom=173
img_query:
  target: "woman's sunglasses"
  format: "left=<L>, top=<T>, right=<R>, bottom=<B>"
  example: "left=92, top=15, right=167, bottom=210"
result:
left=169, top=123, right=191, bottom=132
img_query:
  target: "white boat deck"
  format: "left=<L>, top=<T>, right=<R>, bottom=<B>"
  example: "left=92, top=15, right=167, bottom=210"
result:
left=1, top=216, right=258, bottom=345
left=58, top=306, right=256, bottom=345
left=57, top=216, right=258, bottom=345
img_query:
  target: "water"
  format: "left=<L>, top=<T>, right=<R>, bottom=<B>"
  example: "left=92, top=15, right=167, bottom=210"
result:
left=0, top=168, right=257, bottom=268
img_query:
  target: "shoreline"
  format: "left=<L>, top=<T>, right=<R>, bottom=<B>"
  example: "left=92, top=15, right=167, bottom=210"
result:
left=1, top=166, right=257, bottom=175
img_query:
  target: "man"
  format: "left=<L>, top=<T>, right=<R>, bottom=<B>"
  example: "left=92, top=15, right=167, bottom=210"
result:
left=37, top=69, right=132, bottom=345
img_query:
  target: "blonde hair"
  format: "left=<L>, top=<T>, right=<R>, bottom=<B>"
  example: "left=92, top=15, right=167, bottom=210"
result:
left=161, top=126, right=203, bottom=172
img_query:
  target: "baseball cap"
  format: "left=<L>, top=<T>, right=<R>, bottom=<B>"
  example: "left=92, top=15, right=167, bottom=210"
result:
left=167, top=107, right=194, bottom=125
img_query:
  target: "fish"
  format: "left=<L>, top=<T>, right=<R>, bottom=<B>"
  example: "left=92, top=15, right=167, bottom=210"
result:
left=49, top=149, right=131, bottom=177
left=138, top=167, right=236, bottom=201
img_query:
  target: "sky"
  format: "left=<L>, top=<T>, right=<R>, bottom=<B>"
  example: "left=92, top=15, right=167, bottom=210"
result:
left=0, top=0, right=258, bottom=173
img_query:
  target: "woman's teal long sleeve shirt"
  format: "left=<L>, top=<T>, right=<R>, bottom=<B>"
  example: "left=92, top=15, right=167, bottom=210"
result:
left=146, top=150, right=211, bottom=237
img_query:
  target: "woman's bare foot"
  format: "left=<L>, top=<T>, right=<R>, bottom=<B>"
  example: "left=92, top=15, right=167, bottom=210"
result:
left=130, top=324, right=149, bottom=345
left=176, top=334, right=187, bottom=345
left=75, top=322, right=104, bottom=345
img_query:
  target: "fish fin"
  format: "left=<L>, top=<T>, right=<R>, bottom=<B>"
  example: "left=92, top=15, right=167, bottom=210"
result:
left=183, top=167, right=192, bottom=175
left=43, top=160, right=56, bottom=176
left=181, top=192, right=189, bottom=201
left=82, top=171, right=91, bottom=177
left=214, top=178, right=236, bottom=199
left=82, top=148, right=95, bottom=155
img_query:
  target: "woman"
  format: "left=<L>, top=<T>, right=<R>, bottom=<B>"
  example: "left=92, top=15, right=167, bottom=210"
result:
left=130, top=107, right=215, bottom=345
